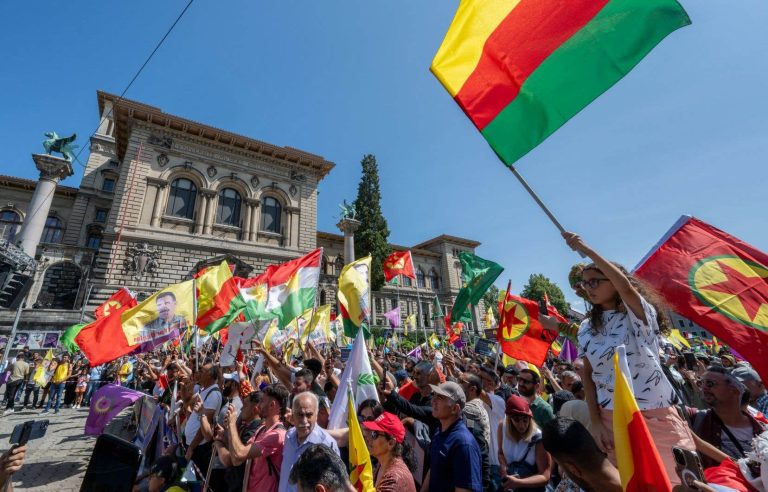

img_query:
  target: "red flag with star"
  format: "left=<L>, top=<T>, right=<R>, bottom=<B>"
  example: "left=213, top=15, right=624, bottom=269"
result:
left=635, top=216, right=768, bottom=382
left=382, top=251, right=415, bottom=282
left=497, top=294, right=556, bottom=366
left=95, top=288, right=137, bottom=319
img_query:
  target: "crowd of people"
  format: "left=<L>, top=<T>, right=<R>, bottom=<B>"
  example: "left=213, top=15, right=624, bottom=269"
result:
left=1, top=232, right=768, bottom=492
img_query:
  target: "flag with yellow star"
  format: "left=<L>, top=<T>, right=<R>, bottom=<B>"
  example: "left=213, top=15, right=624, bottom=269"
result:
left=636, top=215, right=768, bottom=382
left=497, top=293, right=557, bottom=367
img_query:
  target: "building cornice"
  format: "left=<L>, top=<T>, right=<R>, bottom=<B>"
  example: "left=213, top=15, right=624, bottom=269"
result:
left=97, top=91, right=335, bottom=179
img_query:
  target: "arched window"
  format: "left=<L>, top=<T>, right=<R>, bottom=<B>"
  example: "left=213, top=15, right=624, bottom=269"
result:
left=261, top=196, right=282, bottom=233
left=216, top=188, right=241, bottom=226
left=41, top=216, right=63, bottom=244
left=429, top=269, right=440, bottom=290
left=416, top=268, right=425, bottom=289
left=166, top=178, right=197, bottom=219
left=0, top=210, right=22, bottom=243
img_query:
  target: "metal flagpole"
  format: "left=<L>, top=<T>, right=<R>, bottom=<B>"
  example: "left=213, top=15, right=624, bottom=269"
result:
left=506, top=165, right=585, bottom=258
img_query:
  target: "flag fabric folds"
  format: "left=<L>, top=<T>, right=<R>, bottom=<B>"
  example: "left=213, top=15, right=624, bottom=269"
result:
left=404, top=314, right=416, bottom=335
left=338, top=256, right=373, bottom=337
left=383, top=306, right=401, bottom=328
left=60, top=323, right=87, bottom=353
left=431, top=0, right=690, bottom=165
left=76, top=281, right=195, bottom=365
left=328, top=328, right=379, bottom=430
left=613, top=346, right=672, bottom=492
left=451, top=252, right=503, bottom=323
left=383, top=250, right=415, bottom=282
left=431, top=296, right=444, bottom=320
left=635, top=216, right=768, bottom=382
left=497, top=294, right=556, bottom=367
left=95, top=288, right=137, bottom=319
left=85, top=384, right=146, bottom=435
left=238, top=249, right=322, bottom=329
left=347, top=386, right=376, bottom=492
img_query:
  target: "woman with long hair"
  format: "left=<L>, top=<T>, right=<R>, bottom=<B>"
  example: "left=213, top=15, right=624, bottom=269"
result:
left=361, top=411, right=417, bottom=492
left=542, top=232, right=696, bottom=485
left=497, top=395, right=551, bottom=491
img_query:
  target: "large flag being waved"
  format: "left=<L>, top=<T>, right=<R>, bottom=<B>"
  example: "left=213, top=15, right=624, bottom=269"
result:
left=383, top=250, right=415, bottom=282
left=347, top=387, right=376, bottom=492
left=85, top=384, right=145, bottom=435
left=451, top=252, right=503, bottom=323
left=338, top=256, right=372, bottom=337
left=431, top=0, right=690, bottom=165
left=404, top=313, right=416, bottom=335
left=497, top=293, right=556, bottom=366
left=635, top=216, right=768, bottom=382
left=328, top=328, right=379, bottom=430
left=95, top=288, right=137, bottom=319
left=306, top=305, right=334, bottom=347
left=77, top=281, right=195, bottom=365
left=238, top=249, right=322, bottom=329
left=194, top=262, right=241, bottom=334
left=613, top=347, right=672, bottom=492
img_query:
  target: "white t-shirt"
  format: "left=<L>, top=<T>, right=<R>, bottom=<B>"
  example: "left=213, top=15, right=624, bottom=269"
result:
left=484, top=392, right=506, bottom=467
left=577, top=297, right=677, bottom=410
left=184, top=384, right=223, bottom=445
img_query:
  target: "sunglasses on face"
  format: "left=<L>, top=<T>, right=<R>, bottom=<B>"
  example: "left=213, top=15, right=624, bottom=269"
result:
left=369, top=431, right=390, bottom=440
left=579, top=278, right=610, bottom=290
left=358, top=415, right=375, bottom=423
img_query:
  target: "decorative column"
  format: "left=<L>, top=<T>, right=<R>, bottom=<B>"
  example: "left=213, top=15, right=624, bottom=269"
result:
left=336, top=218, right=361, bottom=264
left=202, top=190, right=217, bottom=235
left=242, top=201, right=252, bottom=241
left=247, top=198, right=260, bottom=241
left=286, top=206, right=300, bottom=248
left=148, top=177, right=168, bottom=227
left=17, top=154, right=74, bottom=257
left=194, top=194, right=208, bottom=235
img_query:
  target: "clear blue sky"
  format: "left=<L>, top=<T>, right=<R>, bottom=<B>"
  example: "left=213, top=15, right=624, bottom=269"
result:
left=2, top=1, right=766, bottom=309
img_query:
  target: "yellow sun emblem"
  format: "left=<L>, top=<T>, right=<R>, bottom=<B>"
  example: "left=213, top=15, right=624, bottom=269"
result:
left=93, top=396, right=112, bottom=414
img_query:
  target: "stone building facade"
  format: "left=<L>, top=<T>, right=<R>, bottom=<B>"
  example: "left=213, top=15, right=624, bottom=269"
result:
left=0, top=91, right=483, bottom=352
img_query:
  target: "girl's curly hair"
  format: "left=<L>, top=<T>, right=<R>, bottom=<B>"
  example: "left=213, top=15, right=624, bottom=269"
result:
left=583, top=262, right=671, bottom=336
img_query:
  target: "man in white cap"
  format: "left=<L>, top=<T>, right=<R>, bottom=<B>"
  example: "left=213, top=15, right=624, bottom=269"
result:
left=732, top=365, right=768, bottom=415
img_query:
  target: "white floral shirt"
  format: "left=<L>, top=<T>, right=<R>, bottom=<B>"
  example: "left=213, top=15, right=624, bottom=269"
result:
left=577, top=296, right=677, bottom=410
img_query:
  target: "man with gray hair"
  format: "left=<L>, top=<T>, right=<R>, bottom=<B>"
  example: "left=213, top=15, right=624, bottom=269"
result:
left=279, top=391, right=340, bottom=492
left=732, top=365, right=768, bottom=415
left=382, top=360, right=440, bottom=433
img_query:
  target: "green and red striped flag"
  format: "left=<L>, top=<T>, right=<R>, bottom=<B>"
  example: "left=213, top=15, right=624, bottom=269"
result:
left=431, top=0, right=690, bottom=165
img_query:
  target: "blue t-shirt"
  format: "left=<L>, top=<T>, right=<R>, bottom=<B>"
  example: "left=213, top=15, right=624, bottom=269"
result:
left=429, top=418, right=483, bottom=492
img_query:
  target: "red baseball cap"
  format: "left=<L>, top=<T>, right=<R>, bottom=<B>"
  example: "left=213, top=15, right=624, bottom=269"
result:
left=361, top=411, right=406, bottom=443
left=505, top=395, right=533, bottom=417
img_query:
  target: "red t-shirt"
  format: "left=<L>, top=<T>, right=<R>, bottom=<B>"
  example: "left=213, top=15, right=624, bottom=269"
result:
left=246, top=423, right=286, bottom=492
left=398, top=381, right=419, bottom=401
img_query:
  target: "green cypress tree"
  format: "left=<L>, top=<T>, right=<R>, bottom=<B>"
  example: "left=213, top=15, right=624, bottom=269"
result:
left=353, top=154, right=391, bottom=291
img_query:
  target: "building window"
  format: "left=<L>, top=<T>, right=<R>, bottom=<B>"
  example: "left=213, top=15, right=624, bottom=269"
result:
left=261, top=197, right=282, bottom=233
left=335, top=257, right=345, bottom=275
left=102, top=177, right=116, bottom=193
left=216, top=188, right=241, bottom=226
left=417, top=268, right=425, bottom=289
left=402, top=275, right=412, bottom=287
left=166, top=178, right=197, bottom=220
left=0, top=210, right=22, bottom=243
left=86, top=233, right=102, bottom=249
left=94, top=208, right=108, bottom=223
left=429, top=269, right=440, bottom=290
left=41, top=216, right=63, bottom=244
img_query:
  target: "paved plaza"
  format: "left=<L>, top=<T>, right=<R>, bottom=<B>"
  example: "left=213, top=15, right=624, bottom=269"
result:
left=0, top=405, right=132, bottom=491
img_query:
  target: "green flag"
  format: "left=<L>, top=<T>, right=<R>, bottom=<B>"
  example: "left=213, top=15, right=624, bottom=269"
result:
left=60, top=323, right=87, bottom=353
left=431, top=296, right=443, bottom=319
left=450, top=252, right=503, bottom=323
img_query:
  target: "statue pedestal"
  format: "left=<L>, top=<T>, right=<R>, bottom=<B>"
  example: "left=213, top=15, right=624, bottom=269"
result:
left=336, top=218, right=361, bottom=264
left=17, top=154, right=74, bottom=257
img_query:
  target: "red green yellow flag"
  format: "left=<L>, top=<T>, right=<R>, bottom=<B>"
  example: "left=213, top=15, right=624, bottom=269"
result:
left=431, top=0, right=690, bottom=165
left=613, top=346, right=672, bottom=491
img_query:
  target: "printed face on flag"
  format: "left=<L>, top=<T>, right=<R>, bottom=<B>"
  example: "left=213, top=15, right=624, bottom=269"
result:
left=122, top=281, right=194, bottom=346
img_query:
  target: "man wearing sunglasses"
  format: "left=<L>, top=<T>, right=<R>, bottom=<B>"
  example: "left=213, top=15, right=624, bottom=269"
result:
left=516, top=369, right=555, bottom=428
left=686, top=366, right=765, bottom=468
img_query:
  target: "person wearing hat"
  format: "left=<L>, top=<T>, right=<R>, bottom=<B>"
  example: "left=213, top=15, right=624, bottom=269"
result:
left=497, top=395, right=552, bottom=492
left=361, top=411, right=417, bottom=492
left=421, top=381, right=483, bottom=492
left=143, top=455, right=187, bottom=492
left=732, top=365, right=768, bottom=415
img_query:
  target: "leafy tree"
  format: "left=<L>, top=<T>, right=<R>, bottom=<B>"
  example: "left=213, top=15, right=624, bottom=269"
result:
left=353, top=154, right=391, bottom=291
left=482, top=284, right=500, bottom=318
left=520, top=273, right=570, bottom=316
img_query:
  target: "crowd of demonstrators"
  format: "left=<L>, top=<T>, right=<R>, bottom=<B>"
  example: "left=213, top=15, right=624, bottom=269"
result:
left=3, top=232, right=768, bottom=492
